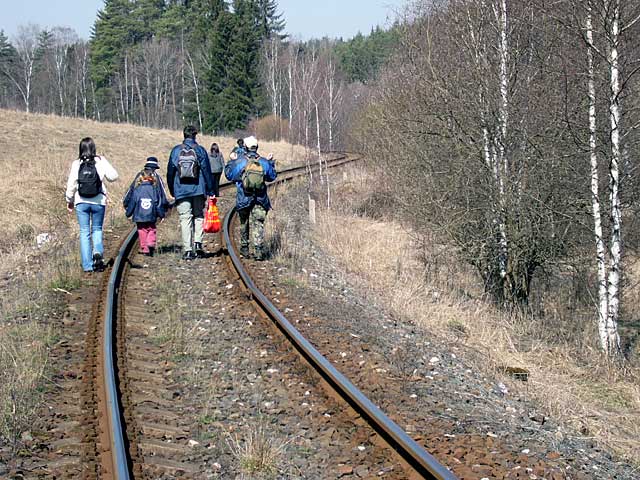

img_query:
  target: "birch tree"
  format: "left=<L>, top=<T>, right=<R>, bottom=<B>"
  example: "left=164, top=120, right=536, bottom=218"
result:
left=184, top=47, right=204, bottom=132
left=359, top=0, right=580, bottom=308
left=584, top=6, right=611, bottom=354
left=50, top=27, right=77, bottom=116
left=323, top=50, right=343, bottom=152
left=286, top=42, right=300, bottom=143
left=7, top=24, right=41, bottom=113
left=555, top=0, right=640, bottom=356
left=582, top=0, right=640, bottom=356
left=73, top=41, right=90, bottom=118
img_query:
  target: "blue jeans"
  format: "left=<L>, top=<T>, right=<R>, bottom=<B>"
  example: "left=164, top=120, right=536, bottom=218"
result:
left=75, top=203, right=106, bottom=271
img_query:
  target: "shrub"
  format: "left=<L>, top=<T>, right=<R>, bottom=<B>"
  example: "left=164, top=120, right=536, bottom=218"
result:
left=248, top=115, right=289, bottom=142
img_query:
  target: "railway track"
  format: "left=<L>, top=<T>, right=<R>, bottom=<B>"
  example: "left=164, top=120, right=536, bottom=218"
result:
left=77, top=153, right=456, bottom=479
left=15, top=152, right=617, bottom=479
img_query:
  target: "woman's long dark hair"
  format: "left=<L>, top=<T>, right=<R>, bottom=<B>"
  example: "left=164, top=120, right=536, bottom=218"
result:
left=210, top=142, right=219, bottom=154
left=79, top=137, right=96, bottom=161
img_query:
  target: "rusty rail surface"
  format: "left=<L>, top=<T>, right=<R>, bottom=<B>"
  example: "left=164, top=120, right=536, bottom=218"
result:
left=222, top=153, right=457, bottom=480
left=98, top=154, right=351, bottom=478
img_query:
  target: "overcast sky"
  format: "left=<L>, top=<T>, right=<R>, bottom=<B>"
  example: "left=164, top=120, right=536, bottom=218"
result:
left=0, top=0, right=406, bottom=41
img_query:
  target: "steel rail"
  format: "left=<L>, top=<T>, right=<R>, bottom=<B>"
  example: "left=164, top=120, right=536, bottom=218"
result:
left=222, top=154, right=457, bottom=480
left=99, top=153, right=372, bottom=479
left=104, top=227, right=137, bottom=479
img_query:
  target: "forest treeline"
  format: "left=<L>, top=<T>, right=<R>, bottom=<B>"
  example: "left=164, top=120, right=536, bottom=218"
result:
left=0, top=0, right=397, bottom=151
left=355, top=0, right=640, bottom=358
left=3, top=0, right=632, bottom=358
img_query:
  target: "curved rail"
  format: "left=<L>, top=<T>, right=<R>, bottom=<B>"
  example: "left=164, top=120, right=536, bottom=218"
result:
left=222, top=154, right=457, bottom=480
left=99, top=155, right=350, bottom=478
left=101, top=152, right=450, bottom=479
left=103, top=228, right=137, bottom=478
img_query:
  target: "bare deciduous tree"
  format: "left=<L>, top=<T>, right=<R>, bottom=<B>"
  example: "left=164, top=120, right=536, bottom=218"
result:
left=6, top=24, right=41, bottom=112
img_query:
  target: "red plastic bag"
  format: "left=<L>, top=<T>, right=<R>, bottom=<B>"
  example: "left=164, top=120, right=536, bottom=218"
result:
left=203, top=197, right=221, bottom=233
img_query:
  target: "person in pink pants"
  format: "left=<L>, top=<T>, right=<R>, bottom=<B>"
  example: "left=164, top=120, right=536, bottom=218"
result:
left=123, top=158, right=169, bottom=256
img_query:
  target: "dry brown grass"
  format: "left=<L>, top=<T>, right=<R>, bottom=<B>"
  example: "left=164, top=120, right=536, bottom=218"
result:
left=0, top=108, right=304, bottom=299
left=312, top=166, right=640, bottom=465
left=226, top=420, right=290, bottom=478
left=0, top=321, right=54, bottom=454
left=0, top=108, right=303, bottom=454
left=0, top=108, right=302, bottom=241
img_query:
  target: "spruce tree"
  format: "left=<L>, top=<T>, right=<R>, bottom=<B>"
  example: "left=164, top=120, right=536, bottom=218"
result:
left=0, top=30, right=17, bottom=105
left=131, top=0, right=166, bottom=42
left=155, top=2, right=187, bottom=39
left=90, top=0, right=165, bottom=117
left=216, top=0, right=262, bottom=131
left=0, top=30, right=16, bottom=62
left=189, top=0, right=227, bottom=45
left=203, top=8, right=234, bottom=132
left=255, top=0, right=285, bottom=40
left=90, top=0, right=136, bottom=107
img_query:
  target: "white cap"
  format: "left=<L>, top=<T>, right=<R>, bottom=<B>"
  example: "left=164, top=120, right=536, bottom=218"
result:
left=244, top=135, right=258, bottom=149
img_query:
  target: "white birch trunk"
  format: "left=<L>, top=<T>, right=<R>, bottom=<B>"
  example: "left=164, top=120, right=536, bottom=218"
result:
left=81, top=48, right=88, bottom=118
left=288, top=55, right=294, bottom=140
left=495, top=0, right=510, bottom=287
left=586, top=9, right=610, bottom=353
left=180, top=29, right=185, bottom=123
left=315, top=101, right=322, bottom=179
left=54, top=48, right=66, bottom=116
left=124, top=53, right=129, bottom=122
left=91, top=80, right=100, bottom=121
left=606, top=0, right=622, bottom=355
left=185, top=50, right=203, bottom=133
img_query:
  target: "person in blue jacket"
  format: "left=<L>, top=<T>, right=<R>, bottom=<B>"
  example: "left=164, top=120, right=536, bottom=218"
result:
left=123, top=159, right=169, bottom=256
left=224, top=135, right=276, bottom=260
left=230, top=138, right=247, bottom=159
left=167, top=126, right=215, bottom=260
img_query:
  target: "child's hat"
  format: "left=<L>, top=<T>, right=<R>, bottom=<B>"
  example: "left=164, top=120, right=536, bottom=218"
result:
left=144, top=157, right=160, bottom=169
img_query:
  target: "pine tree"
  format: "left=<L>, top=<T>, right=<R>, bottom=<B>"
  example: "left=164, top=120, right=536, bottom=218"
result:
left=0, top=30, right=17, bottom=106
left=189, top=0, right=227, bottom=45
left=90, top=0, right=136, bottom=99
left=255, top=0, right=285, bottom=40
left=215, top=0, right=262, bottom=130
left=36, top=29, right=53, bottom=58
left=155, top=2, right=188, bottom=39
left=203, top=8, right=234, bottom=132
left=90, top=0, right=165, bottom=117
left=131, top=0, right=166, bottom=42
left=0, top=30, right=16, bottom=62
left=334, top=25, right=399, bottom=83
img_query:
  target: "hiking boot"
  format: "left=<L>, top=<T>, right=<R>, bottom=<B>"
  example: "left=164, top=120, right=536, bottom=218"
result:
left=148, top=246, right=155, bottom=257
left=239, top=245, right=250, bottom=258
left=253, top=249, right=266, bottom=261
left=194, top=242, right=205, bottom=257
left=92, top=253, right=105, bottom=272
left=182, top=250, right=196, bottom=261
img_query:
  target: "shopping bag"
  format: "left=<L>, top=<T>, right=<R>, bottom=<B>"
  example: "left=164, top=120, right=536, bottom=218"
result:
left=203, top=197, right=221, bottom=233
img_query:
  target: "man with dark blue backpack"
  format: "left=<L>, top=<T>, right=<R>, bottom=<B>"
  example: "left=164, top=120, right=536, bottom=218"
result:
left=167, top=126, right=215, bottom=260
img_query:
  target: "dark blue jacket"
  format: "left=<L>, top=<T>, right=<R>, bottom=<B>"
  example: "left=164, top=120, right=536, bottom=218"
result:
left=122, top=171, right=170, bottom=211
left=231, top=146, right=247, bottom=156
left=124, top=179, right=168, bottom=223
left=167, top=138, right=214, bottom=200
left=224, top=151, right=277, bottom=211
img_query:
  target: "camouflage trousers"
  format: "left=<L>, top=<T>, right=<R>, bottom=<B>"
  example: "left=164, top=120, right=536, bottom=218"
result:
left=238, top=204, right=267, bottom=252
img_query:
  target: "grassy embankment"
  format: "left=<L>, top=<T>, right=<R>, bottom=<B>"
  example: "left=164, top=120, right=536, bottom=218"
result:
left=269, top=164, right=640, bottom=466
left=0, top=109, right=304, bottom=455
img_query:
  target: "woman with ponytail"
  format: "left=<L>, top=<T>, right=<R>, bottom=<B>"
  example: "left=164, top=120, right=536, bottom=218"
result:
left=65, top=137, right=119, bottom=272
